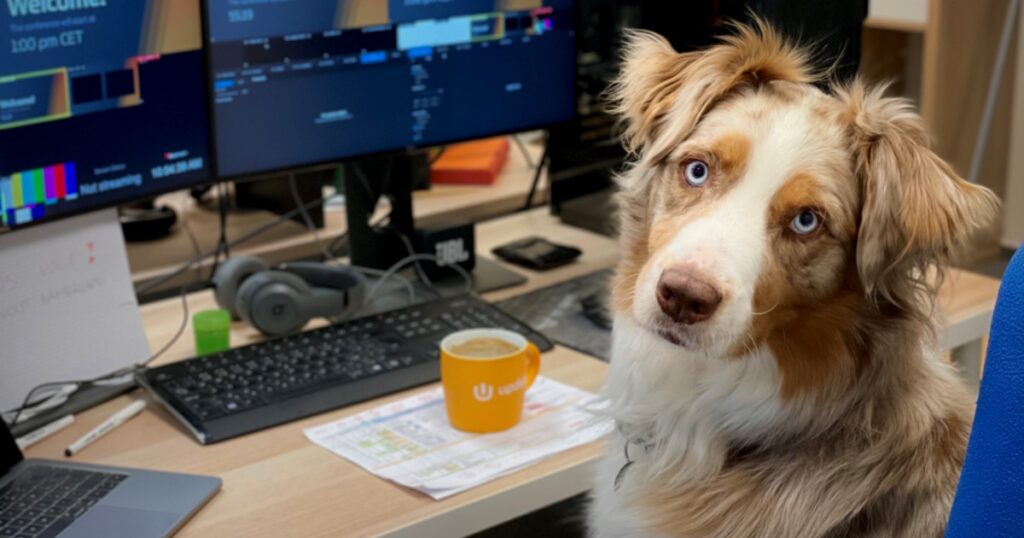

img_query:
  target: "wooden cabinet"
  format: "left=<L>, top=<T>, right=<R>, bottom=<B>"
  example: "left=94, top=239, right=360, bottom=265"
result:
left=862, top=0, right=1017, bottom=258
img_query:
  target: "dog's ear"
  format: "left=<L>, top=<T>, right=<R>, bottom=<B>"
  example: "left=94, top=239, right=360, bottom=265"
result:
left=609, top=19, right=815, bottom=159
left=840, top=82, right=999, bottom=307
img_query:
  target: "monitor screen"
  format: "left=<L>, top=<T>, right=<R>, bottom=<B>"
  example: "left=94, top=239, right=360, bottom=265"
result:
left=0, top=0, right=212, bottom=230
left=205, top=0, right=576, bottom=178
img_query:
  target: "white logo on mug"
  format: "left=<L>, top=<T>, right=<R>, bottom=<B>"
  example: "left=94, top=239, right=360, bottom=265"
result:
left=498, top=376, right=527, bottom=396
left=472, top=383, right=494, bottom=402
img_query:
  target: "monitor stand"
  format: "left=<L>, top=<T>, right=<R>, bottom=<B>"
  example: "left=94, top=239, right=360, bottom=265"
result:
left=344, top=154, right=526, bottom=294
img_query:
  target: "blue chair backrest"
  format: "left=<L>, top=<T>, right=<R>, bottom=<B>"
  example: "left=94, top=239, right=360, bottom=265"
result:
left=947, top=248, right=1024, bottom=537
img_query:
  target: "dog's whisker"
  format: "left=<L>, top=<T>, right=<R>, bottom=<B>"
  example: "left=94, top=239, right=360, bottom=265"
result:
left=751, top=302, right=780, bottom=316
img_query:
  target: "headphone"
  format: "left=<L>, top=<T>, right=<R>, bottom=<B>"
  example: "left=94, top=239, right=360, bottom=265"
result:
left=212, top=256, right=366, bottom=337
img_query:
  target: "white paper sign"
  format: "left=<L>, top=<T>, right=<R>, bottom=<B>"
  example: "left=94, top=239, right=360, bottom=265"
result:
left=0, top=209, right=150, bottom=411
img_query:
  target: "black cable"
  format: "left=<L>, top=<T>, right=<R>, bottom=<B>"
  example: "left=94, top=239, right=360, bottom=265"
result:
left=218, top=182, right=230, bottom=259
left=136, top=195, right=328, bottom=296
left=6, top=286, right=190, bottom=427
left=511, top=134, right=537, bottom=169
left=178, top=193, right=204, bottom=285
left=207, top=182, right=230, bottom=283
left=523, top=144, right=550, bottom=211
left=429, top=146, right=448, bottom=165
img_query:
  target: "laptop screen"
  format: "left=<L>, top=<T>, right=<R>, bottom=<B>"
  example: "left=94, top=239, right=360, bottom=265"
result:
left=1, top=420, right=23, bottom=475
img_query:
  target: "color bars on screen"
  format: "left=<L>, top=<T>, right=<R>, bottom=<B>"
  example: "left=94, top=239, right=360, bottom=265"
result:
left=0, top=162, right=78, bottom=226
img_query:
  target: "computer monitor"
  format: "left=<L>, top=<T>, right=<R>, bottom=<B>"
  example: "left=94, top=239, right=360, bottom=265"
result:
left=203, top=0, right=576, bottom=179
left=0, top=0, right=212, bottom=230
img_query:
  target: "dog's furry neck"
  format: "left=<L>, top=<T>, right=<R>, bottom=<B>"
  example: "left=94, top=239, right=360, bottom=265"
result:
left=604, top=311, right=967, bottom=488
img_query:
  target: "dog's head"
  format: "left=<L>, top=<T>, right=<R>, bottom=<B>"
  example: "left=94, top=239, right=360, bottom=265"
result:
left=610, top=21, right=997, bottom=395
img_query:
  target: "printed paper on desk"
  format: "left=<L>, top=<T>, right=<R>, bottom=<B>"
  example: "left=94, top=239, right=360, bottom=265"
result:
left=0, top=209, right=150, bottom=411
left=304, top=377, right=613, bottom=499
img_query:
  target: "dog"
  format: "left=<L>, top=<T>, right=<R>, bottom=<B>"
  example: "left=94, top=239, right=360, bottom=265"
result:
left=587, top=20, right=999, bottom=538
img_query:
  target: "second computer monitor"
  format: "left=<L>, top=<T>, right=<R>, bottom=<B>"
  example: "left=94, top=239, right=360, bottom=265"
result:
left=0, top=0, right=211, bottom=229
left=205, top=0, right=576, bottom=178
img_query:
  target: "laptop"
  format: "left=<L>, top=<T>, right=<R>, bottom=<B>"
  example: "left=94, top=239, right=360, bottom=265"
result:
left=0, top=420, right=220, bottom=538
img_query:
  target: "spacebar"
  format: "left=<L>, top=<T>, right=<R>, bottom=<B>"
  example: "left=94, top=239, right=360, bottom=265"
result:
left=267, top=361, right=440, bottom=415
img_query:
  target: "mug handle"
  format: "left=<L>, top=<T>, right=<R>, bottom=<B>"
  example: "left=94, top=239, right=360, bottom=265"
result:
left=524, top=342, right=541, bottom=390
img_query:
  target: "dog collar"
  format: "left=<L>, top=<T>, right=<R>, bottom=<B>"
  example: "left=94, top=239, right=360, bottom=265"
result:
left=613, top=425, right=656, bottom=491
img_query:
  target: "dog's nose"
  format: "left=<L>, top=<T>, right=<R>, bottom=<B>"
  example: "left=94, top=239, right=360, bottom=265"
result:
left=656, top=267, right=723, bottom=325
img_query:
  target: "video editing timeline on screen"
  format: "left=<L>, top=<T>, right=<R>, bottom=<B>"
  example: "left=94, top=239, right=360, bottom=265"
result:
left=0, top=0, right=210, bottom=228
left=206, top=0, right=575, bottom=177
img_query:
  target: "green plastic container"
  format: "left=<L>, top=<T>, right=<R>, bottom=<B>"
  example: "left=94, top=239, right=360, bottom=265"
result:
left=193, top=309, right=231, bottom=356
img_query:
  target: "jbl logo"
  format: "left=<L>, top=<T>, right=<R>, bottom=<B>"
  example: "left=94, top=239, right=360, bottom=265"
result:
left=435, top=238, right=469, bottom=266
left=472, top=383, right=494, bottom=402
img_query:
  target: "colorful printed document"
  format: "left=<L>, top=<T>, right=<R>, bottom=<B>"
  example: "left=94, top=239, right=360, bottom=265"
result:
left=304, top=377, right=612, bottom=500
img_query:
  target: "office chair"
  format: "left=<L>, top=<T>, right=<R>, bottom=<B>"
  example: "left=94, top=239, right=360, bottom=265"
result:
left=946, top=248, right=1024, bottom=537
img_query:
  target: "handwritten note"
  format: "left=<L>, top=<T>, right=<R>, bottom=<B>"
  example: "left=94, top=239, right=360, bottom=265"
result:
left=0, top=209, right=150, bottom=411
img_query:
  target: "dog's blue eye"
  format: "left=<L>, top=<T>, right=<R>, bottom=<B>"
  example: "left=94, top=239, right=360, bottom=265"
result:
left=789, top=209, right=821, bottom=235
left=683, top=160, right=709, bottom=187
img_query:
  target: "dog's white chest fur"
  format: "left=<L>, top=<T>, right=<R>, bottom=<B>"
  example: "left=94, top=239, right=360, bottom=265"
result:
left=588, top=317, right=793, bottom=536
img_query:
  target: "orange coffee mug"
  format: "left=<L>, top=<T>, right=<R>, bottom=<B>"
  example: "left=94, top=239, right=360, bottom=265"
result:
left=440, top=328, right=541, bottom=433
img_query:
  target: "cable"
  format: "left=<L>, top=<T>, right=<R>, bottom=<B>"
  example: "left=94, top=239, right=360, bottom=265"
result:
left=289, top=174, right=333, bottom=263
left=218, top=182, right=230, bottom=258
left=523, top=144, right=550, bottom=211
left=288, top=173, right=415, bottom=303
left=135, top=195, right=328, bottom=296
left=207, top=182, right=231, bottom=282
left=511, top=134, right=537, bottom=169
left=140, top=288, right=191, bottom=368
left=429, top=146, right=448, bottom=165
left=6, top=287, right=190, bottom=426
left=393, top=228, right=437, bottom=296
left=366, top=253, right=473, bottom=304
left=352, top=265, right=415, bottom=303
left=177, top=193, right=204, bottom=286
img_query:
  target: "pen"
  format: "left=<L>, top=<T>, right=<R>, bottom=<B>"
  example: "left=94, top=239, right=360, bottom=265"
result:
left=64, top=400, right=146, bottom=457
left=16, top=414, right=75, bottom=450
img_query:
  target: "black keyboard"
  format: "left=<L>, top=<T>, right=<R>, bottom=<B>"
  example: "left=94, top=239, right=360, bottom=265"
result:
left=140, top=294, right=553, bottom=444
left=0, top=466, right=127, bottom=538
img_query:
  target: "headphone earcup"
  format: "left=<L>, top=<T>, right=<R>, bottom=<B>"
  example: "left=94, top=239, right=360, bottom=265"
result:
left=212, top=256, right=269, bottom=319
left=279, top=262, right=367, bottom=320
left=236, top=271, right=312, bottom=336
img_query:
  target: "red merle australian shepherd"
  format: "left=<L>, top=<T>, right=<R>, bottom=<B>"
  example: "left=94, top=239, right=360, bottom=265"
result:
left=587, top=20, right=998, bottom=538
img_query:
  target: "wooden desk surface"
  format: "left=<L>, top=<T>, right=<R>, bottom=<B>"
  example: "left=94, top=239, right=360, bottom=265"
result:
left=23, top=209, right=1000, bottom=537
left=26, top=210, right=614, bottom=538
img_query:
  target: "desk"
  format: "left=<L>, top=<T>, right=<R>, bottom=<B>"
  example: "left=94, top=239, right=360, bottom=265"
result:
left=24, top=209, right=1000, bottom=537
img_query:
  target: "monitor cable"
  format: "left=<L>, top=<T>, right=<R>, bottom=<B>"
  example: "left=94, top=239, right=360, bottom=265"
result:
left=5, top=284, right=191, bottom=428
left=289, top=173, right=415, bottom=304
left=523, top=144, right=549, bottom=211
left=135, top=194, right=329, bottom=297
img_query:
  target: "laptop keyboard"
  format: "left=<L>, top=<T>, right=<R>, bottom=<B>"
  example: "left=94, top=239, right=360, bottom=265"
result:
left=0, top=467, right=127, bottom=538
